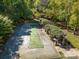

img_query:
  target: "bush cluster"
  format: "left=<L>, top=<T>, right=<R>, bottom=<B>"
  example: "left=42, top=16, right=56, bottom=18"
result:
left=39, top=18, right=51, bottom=26
left=39, top=18, right=64, bottom=40
left=45, top=24, right=64, bottom=39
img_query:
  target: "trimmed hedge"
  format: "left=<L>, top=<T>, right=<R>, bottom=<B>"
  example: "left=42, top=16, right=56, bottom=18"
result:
left=38, top=18, right=64, bottom=40
left=39, top=18, right=51, bottom=26
left=44, top=24, right=64, bottom=39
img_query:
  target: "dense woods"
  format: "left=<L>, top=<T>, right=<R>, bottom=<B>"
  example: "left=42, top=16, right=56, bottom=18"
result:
left=0, top=0, right=79, bottom=51
left=0, top=0, right=79, bottom=30
left=35, top=0, right=79, bottom=31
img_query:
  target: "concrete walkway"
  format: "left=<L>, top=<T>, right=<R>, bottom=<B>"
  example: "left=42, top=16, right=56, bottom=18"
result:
left=1, top=23, right=59, bottom=59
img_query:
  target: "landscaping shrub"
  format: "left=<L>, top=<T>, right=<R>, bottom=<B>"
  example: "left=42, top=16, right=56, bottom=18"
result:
left=39, top=18, right=51, bottom=26
left=44, top=24, right=64, bottom=39
left=44, top=24, right=51, bottom=34
left=38, top=18, right=65, bottom=40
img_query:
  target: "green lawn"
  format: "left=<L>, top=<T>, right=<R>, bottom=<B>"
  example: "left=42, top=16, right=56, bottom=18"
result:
left=66, top=32, right=79, bottom=49
left=29, top=28, right=44, bottom=48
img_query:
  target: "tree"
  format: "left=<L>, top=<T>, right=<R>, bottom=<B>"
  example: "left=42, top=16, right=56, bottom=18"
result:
left=1, top=0, right=33, bottom=20
left=69, top=1, right=79, bottom=31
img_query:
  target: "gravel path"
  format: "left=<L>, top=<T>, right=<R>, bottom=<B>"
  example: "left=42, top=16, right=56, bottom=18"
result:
left=1, top=23, right=59, bottom=59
